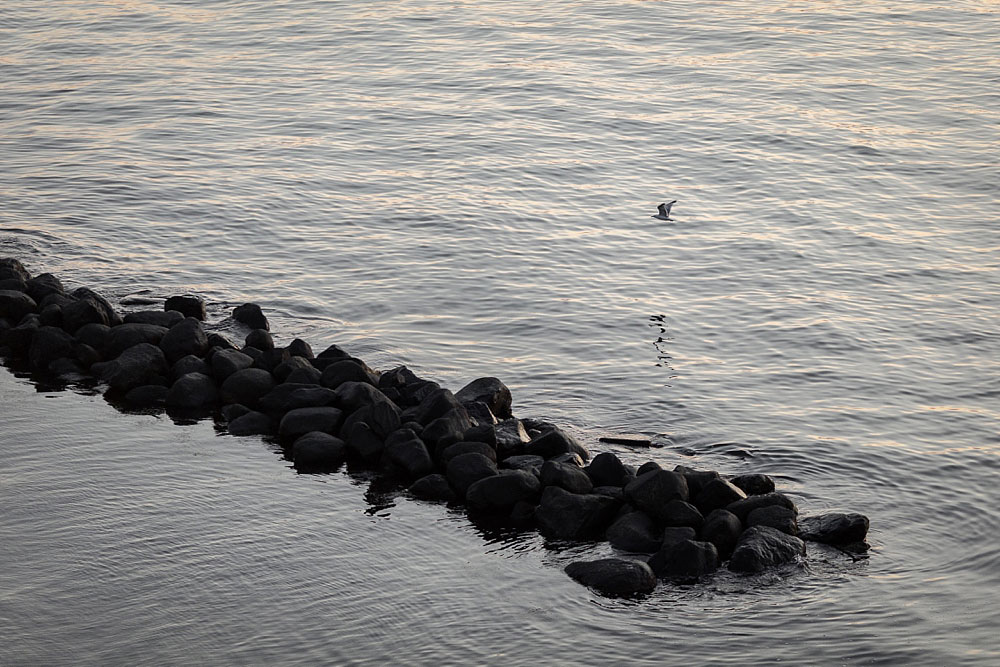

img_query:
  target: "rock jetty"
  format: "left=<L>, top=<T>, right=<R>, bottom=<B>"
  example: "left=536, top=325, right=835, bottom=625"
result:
left=0, top=257, right=872, bottom=598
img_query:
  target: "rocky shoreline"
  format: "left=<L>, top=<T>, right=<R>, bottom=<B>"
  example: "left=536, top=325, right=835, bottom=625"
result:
left=0, top=257, right=870, bottom=597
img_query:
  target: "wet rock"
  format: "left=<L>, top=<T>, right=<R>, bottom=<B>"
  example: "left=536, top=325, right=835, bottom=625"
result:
left=494, top=418, right=531, bottom=457
left=245, top=329, right=274, bottom=351
left=71, top=287, right=121, bottom=327
left=798, top=513, right=869, bottom=545
left=463, top=422, right=497, bottom=447
left=61, top=297, right=109, bottom=333
left=441, top=441, right=497, bottom=464
left=206, top=333, right=237, bottom=353
left=535, top=486, right=620, bottom=540
left=0, top=278, right=26, bottom=292
left=728, top=525, right=806, bottom=573
left=92, top=343, right=168, bottom=391
left=565, top=558, right=657, bottom=598
left=674, top=465, right=722, bottom=498
left=726, top=492, right=798, bottom=523
left=499, top=454, right=544, bottom=476
left=382, top=430, right=434, bottom=479
left=648, top=539, right=719, bottom=581
left=540, top=459, right=594, bottom=494
left=422, top=407, right=474, bottom=449
left=456, top=376, right=513, bottom=420
left=123, top=384, right=169, bottom=407
left=164, top=295, right=206, bottom=321
left=293, top=431, right=346, bottom=472
left=636, top=461, right=662, bottom=476
left=227, top=410, right=275, bottom=436
left=466, top=470, right=541, bottom=513
left=233, top=302, right=268, bottom=330
left=509, top=500, right=536, bottom=525
left=221, top=404, right=252, bottom=422
left=624, top=470, right=690, bottom=522
left=446, top=452, right=499, bottom=498
left=409, top=474, right=456, bottom=502
left=273, top=356, right=314, bottom=383
left=699, top=509, right=743, bottom=560
left=285, top=364, right=322, bottom=385
left=694, top=478, right=747, bottom=514
left=0, top=258, right=31, bottom=282
left=25, top=273, right=64, bottom=303
left=286, top=338, right=314, bottom=360
left=220, top=368, right=276, bottom=408
left=333, top=381, right=397, bottom=413
left=345, top=421, right=385, bottom=463
left=463, top=400, right=497, bottom=427
left=166, top=372, right=220, bottom=409
left=171, top=354, right=211, bottom=381
left=661, top=526, right=698, bottom=549
left=413, top=388, right=468, bottom=426
left=607, top=511, right=661, bottom=553
left=264, top=385, right=338, bottom=413
left=38, top=303, right=64, bottom=328
left=278, top=406, right=344, bottom=442
left=124, top=310, right=184, bottom=328
left=586, top=452, right=632, bottom=488
left=593, top=486, right=625, bottom=501
left=662, top=499, right=705, bottom=530
left=730, top=473, right=775, bottom=496
left=73, top=341, right=101, bottom=369
left=525, top=426, right=590, bottom=462
left=159, top=317, right=209, bottom=364
left=74, top=322, right=112, bottom=355
left=211, top=348, right=254, bottom=382
left=106, top=323, right=169, bottom=358
left=0, top=290, right=38, bottom=322
left=747, top=505, right=798, bottom=535
left=2, top=314, right=40, bottom=354
left=28, top=326, right=75, bottom=371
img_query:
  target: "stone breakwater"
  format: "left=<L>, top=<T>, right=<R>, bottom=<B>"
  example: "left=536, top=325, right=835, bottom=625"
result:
left=0, top=257, right=870, bottom=598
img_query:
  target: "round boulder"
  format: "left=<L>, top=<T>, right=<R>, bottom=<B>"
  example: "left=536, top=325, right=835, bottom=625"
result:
left=565, top=558, right=657, bottom=598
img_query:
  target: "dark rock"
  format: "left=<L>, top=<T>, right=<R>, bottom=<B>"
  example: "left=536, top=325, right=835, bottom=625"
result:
left=345, top=421, right=384, bottom=463
left=586, top=452, right=632, bottom=488
left=624, top=470, right=690, bottom=522
left=124, top=310, right=184, bottom=328
left=166, top=372, right=220, bottom=409
left=284, top=364, right=322, bottom=386
left=38, top=303, right=63, bottom=328
left=674, top=465, right=723, bottom=498
left=409, top=474, right=456, bottom=502
left=463, top=423, right=497, bottom=447
left=494, top=418, right=530, bottom=456
left=164, top=295, right=206, bottom=321
left=0, top=277, right=26, bottom=292
left=699, top=509, right=743, bottom=560
left=0, top=290, right=38, bottom=322
left=2, top=314, right=40, bottom=354
left=509, top=500, right=536, bottom=525
left=293, top=431, right=346, bottom=472
left=286, top=338, right=314, bottom=360
left=550, top=451, right=586, bottom=467
left=747, top=505, right=798, bottom=535
left=798, top=513, right=869, bottom=545
left=648, top=539, right=719, bottom=581
left=365, top=399, right=402, bottom=439
left=446, top=452, right=499, bottom=498
left=728, top=525, right=806, bottom=573
left=535, top=486, right=620, bottom=541
left=71, top=287, right=121, bottom=327
left=607, top=511, right=661, bottom=553
left=227, top=410, right=275, bottom=436
left=258, top=347, right=288, bottom=372
left=413, top=388, right=468, bottom=426
left=441, top=441, right=497, bottom=464
left=159, top=317, right=209, bottom=364
left=726, top=492, right=798, bottom=523
left=123, top=384, right=169, bottom=407
left=661, top=526, right=698, bottom=548
left=74, top=322, right=111, bottom=354
left=278, top=406, right=344, bottom=442
left=421, top=407, right=474, bottom=449
left=540, top=459, right=594, bottom=494
left=39, top=292, right=75, bottom=310
left=211, top=348, right=254, bottom=382
left=378, top=365, right=420, bottom=390
left=73, top=342, right=101, bottom=369
left=171, top=354, right=211, bottom=381
left=662, top=499, right=705, bottom=530
left=466, top=470, right=541, bottom=512
left=233, top=302, right=268, bottom=330
left=463, top=400, right=497, bottom=427
left=221, top=404, right=252, bottom=422
left=92, top=343, right=168, bottom=391
left=28, top=326, right=75, bottom=371
left=106, top=323, right=169, bottom=358
left=730, top=473, right=775, bottom=496
left=220, top=368, right=276, bottom=408
left=273, top=356, right=314, bottom=383
left=565, top=558, right=657, bottom=597
left=25, top=273, right=64, bottom=302
left=636, top=461, right=662, bottom=476
left=61, top=297, right=108, bottom=333
left=0, top=258, right=31, bottom=282
left=264, top=385, right=337, bottom=413
left=694, top=478, right=748, bottom=514
left=245, top=329, right=273, bottom=351
left=333, top=381, right=397, bottom=413
left=456, top=376, right=513, bottom=420
left=382, top=431, right=434, bottom=479
left=525, top=426, right=590, bottom=462
left=593, top=486, right=625, bottom=500
left=315, top=343, right=351, bottom=361
left=500, top=454, right=544, bottom=476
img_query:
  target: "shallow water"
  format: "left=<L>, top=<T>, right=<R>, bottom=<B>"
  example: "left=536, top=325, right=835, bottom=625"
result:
left=2, top=1, right=999, bottom=664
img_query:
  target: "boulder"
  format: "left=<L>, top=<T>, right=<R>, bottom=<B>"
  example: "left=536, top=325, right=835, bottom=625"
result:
left=730, top=473, right=775, bottom=496
left=593, top=486, right=625, bottom=501
left=0, top=290, right=38, bottom=322
left=159, top=317, right=209, bottom=364
left=164, top=295, right=206, bottom=321
left=367, top=398, right=402, bottom=439
left=446, top=452, right=499, bottom=498
left=278, top=406, right=344, bottom=442
left=606, top=511, right=662, bottom=553
left=661, top=526, right=698, bottom=549
left=587, top=452, right=632, bottom=488
left=661, top=499, right=705, bottom=530
left=728, top=526, right=806, bottom=573
left=409, top=474, right=457, bottom=502
left=466, top=470, right=541, bottom=513
left=333, top=381, right=397, bottom=413
left=540, top=459, right=594, bottom=494
left=699, top=509, right=743, bottom=560
left=106, top=323, right=169, bottom=358
left=123, top=310, right=183, bottom=328
left=798, top=513, right=869, bottom=545
left=227, top=410, right=275, bottom=436
left=293, top=431, right=347, bottom=472
left=636, top=461, right=662, bottom=476
left=499, top=454, right=544, bottom=476
left=422, top=408, right=474, bottom=449
left=0, top=258, right=31, bottom=282
left=284, top=364, right=322, bottom=385
left=233, top=302, right=268, bottom=330
left=413, top=388, right=468, bottom=426
left=3, top=314, right=40, bottom=354
left=440, top=441, right=497, bottom=464
left=726, top=492, right=798, bottom=523
left=38, top=304, right=64, bottom=328
left=61, top=297, right=109, bottom=333
left=28, top=326, right=75, bottom=371
left=166, top=372, right=220, bottom=409
left=463, top=400, right=497, bottom=427
left=285, top=338, right=313, bottom=359
left=70, top=287, right=121, bottom=326
left=564, top=558, right=657, bottom=598
left=747, top=505, right=798, bottom=535
left=25, top=273, right=64, bottom=302
left=345, top=422, right=385, bottom=463
left=382, top=431, right=434, bottom=479
left=74, top=322, right=111, bottom=354
left=245, top=328, right=273, bottom=351
left=694, top=478, right=747, bottom=514
left=648, top=539, right=719, bottom=581
left=92, top=343, right=168, bottom=391
left=494, top=418, right=531, bottom=456
left=674, top=465, right=723, bottom=497
left=266, top=385, right=338, bottom=413
left=72, top=342, right=101, bottom=369
left=455, top=376, right=513, bottom=420
left=221, top=404, right=252, bottom=422
left=274, top=356, right=315, bottom=382
left=220, top=368, right=276, bottom=408
left=123, top=384, right=169, bottom=407
left=207, top=333, right=238, bottom=353
left=211, top=348, right=254, bottom=382
left=624, top=470, right=689, bottom=522
left=525, top=426, right=590, bottom=462
left=535, top=486, right=620, bottom=541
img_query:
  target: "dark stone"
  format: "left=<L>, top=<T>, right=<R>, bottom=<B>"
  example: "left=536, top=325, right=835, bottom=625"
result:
left=258, top=347, right=287, bottom=372
left=540, top=459, right=593, bottom=494
left=124, top=310, right=184, bottom=329
left=747, top=506, right=798, bottom=535
left=509, top=500, right=536, bottom=525
left=382, top=431, right=434, bottom=479
left=73, top=342, right=100, bottom=369
left=25, top=273, right=64, bottom=303
left=366, top=397, right=402, bottom=439
left=92, top=343, right=168, bottom=391
left=284, top=364, right=322, bottom=386
left=333, top=381, right=397, bottom=413
left=662, top=499, right=704, bottom=530
left=2, top=314, right=40, bottom=354
left=606, top=511, right=661, bottom=553
left=699, top=509, right=743, bottom=560
left=38, top=303, right=63, bottom=328
left=278, top=406, right=344, bottom=442
left=399, top=380, right=441, bottom=408
left=233, top=302, right=268, bottom=330
left=730, top=473, right=775, bottom=496
left=164, top=295, right=206, bottom=321
left=220, top=368, right=276, bottom=408
left=586, top=452, right=632, bottom=488
left=227, top=410, right=275, bottom=436
left=674, top=465, right=723, bottom=498
left=74, top=322, right=111, bottom=354
left=624, top=470, right=690, bottom=522
left=123, top=384, right=169, bottom=407
left=265, top=385, right=337, bottom=413
left=798, top=513, right=869, bottom=545
left=636, top=461, right=662, bottom=476
left=171, top=354, right=211, bottom=381
left=409, top=474, right=456, bottom=502
left=726, top=492, right=798, bottom=523
left=661, top=526, right=698, bottom=548
left=71, top=287, right=121, bottom=327
left=166, top=372, right=220, bottom=409
left=286, top=338, right=314, bottom=360
left=206, top=333, right=237, bottom=353
left=494, top=419, right=530, bottom=456
left=535, top=486, right=620, bottom=540
left=694, top=478, right=748, bottom=514
left=648, top=539, right=719, bottom=581
left=28, top=326, right=75, bottom=371
left=446, top=452, right=499, bottom=498
left=0, top=258, right=31, bottom=282
left=466, top=470, right=541, bottom=513
left=463, top=423, right=497, bottom=447
left=500, top=454, right=544, bottom=476
left=463, top=400, right=497, bottom=427
left=593, top=486, right=625, bottom=500
left=316, top=343, right=351, bottom=361
left=106, top=323, right=169, bottom=358
left=565, top=558, right=656, bottom=597
left=274, top=356, right=314, bottom=383
left=0, top=278, right=26, bottom=292
left=413, top=388, right=468, bottom=426
left=293, top=431, right=346, bottom=472
left=0, top=290, right=38, bottom=322
left=221, top=404, right=252, bottom=422
left=61, top=297, right=108, bottom=333
left=455, top=376, right=513, bottom=420
left=245, top=329, right=273, bottom=351
left=159, top=317, right=209, bottom=364
left=525, top=426, right=590, bottom=462
left=421, top=407, right=473, bottom=449
left=345, top=421, right=384, bottom=463
left=728, top=525, right=806, bottom=573
left=211, top=348, right=254, bottom=382
left=441, top=441, right=497, bottom=464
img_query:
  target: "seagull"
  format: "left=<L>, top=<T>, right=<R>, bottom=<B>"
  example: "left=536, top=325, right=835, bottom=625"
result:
left=652, top=201, right=676, bottom=221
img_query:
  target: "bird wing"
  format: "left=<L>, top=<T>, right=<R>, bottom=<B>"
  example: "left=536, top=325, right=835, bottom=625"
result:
left=657, top=203, right=667, bottom=216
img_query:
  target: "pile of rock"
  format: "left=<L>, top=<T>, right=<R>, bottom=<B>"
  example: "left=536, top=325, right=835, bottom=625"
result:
left=0, top=257, right=871, bottom=598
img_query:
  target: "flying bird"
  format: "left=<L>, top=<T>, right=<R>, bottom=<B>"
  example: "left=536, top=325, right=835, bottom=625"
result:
left=652, top=201, right=676, bottom=221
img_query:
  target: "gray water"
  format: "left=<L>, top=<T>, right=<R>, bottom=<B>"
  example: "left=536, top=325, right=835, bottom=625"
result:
left=2, top=1, right=999, bottom=664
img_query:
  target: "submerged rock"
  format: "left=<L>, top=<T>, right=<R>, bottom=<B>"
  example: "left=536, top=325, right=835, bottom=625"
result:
left=466, top=470, right=541, bottom=512
left=699, top=509, right=743, bottom=560
left=747, top=505, right=798, bottom=535
left=564, top=558, right=656, bottom=597
left=166, top=372, right=219, bottom=409
left=293, top=431, right=346, bottom=472
left=535, top=486, right=620, bottom=540
left=798, top=513, right=869, bottom=545
left=409, top=473, right=457, bottom=502
left=730, top=473, right=775, bottom=496
left=606, top=511, right=661, bottom=553
left=648, top=539, right=719, bottom=581
left=164, top=295, right=206, bottom=321
left=525, top=426, right=590, bottom=462
left=446, top=452, right=499, bottom=498
left=540, top=459, right=594, bottom=494
left=586, top=452, right=632, bottom=488
left=728, top=525, right=806, bottom=573
left=233, top=302, right=269, bottom=330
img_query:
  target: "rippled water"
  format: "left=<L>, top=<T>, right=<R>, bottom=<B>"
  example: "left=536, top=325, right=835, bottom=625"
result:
left=2, top=1, right=999, bottom=664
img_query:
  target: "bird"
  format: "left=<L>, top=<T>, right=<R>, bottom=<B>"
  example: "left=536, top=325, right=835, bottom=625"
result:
left=652, top=201, right=676, bottom=221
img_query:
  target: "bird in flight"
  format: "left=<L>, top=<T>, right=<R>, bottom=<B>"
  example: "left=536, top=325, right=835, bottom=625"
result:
left=652, top=201, right=676, bottom=221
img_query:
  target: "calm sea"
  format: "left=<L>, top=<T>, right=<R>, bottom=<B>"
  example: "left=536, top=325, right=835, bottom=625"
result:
left=2, top=1, right=998, bottom=664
